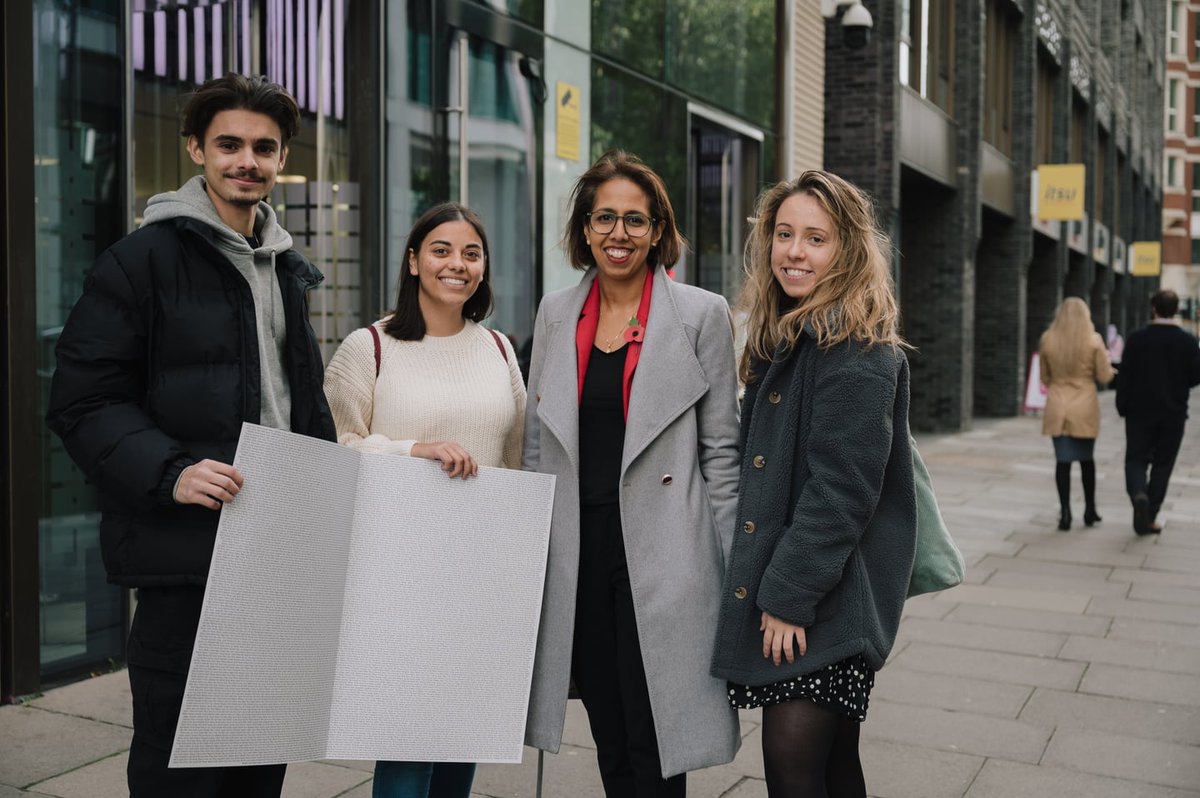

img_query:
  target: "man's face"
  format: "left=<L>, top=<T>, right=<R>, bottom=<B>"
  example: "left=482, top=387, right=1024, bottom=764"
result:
left=186, top=109, right=287, bottom=211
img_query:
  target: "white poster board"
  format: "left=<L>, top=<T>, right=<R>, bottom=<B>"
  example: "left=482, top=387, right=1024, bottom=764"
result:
left=169, top=424, right=555, bottom=768
left=1024, top=352, right=1048, bottom=412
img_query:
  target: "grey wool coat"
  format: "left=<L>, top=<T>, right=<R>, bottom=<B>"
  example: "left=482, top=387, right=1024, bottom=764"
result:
left=522, top=267, right=742, bottom=777
left=710, top=331, right=916, bottom=686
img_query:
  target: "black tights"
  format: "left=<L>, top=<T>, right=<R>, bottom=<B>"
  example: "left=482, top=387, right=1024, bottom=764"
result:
left=761, top=699, right=865, bottom=798
left=1055, top=460, right=1097, bottom=514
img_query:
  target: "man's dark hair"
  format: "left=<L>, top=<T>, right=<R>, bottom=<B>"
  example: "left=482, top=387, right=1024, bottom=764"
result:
left=180, top=73, right=301, bottom=147
left=1151, top=289, right=1180, bottom=319
left=384, top=202, right=494, bottom=341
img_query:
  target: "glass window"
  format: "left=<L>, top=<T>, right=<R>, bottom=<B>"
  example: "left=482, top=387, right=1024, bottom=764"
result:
left=984, top=0, right=1015, bottom=155
left=33, top=0, right=127, bottom=679
left=1169, top=0, right=1182, bottom=56
left=591, top=0, right=666, bottom=80
left=1035, top=54, right=1056, bottom=165
left=906, top=0, right=954, bottom=113
left=1167, top=154, right=1180, bottom=188
left=1168, top=78, right=1180, bottom=132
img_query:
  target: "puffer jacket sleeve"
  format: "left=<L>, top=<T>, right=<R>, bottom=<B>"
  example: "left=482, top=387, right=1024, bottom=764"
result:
left=45, top=248, right=195, bottom=509
left=755, top=342, right=901, bottom=627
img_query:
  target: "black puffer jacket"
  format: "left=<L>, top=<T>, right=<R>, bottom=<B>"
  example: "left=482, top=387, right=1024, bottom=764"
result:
left=46, top=217, right=336, bottom=586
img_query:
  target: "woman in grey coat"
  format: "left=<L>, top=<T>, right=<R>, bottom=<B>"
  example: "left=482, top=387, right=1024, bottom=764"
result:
left=711, top=172, right=916, bottom=797
left=523, top=151, right=741, bottom=796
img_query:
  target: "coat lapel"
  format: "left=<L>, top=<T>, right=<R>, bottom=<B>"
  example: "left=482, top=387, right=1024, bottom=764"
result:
left=534, top=272, right=594, bottom=474
left=622, top=268, right=710, bottom=471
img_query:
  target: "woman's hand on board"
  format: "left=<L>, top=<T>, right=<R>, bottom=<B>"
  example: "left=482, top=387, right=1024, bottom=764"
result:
left=411, top=441, right=478, bottom=479
left=761, top=610, right=806, bottom=665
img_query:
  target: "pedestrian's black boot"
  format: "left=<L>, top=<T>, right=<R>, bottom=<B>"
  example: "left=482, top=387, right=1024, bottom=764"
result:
left=1056, top=462, right=1072, bottom=531
left=1081, top=461, right=1100, bottom=526
left=1132, top=493, right=1153, bottom=535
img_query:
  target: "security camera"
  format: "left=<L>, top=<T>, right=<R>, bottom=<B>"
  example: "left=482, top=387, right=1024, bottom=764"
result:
left=842, top=2, right=873, bottom=49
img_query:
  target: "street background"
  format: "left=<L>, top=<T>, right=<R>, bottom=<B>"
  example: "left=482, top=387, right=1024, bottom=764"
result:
left=3, top=392, right=1199, bottom=797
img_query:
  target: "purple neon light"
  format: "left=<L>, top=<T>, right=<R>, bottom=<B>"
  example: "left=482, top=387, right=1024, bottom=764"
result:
left=285, top=0, right=293, bottom=96
left=193, top=6, right=205, bottom=84
left=335, top=0, right=343, bottom=119
left=297, top=0, right=306, bottom=107
left=133, top=12, right=145, bottom=71
left=155, top=11, right=167, bottom=77
left=308, top=0, right=318, bottom=114
left=178, top=8, right=188, bottom=82
left=213, top=3, right=223, bottom=76
left=241, top=0, right=251, bottom=74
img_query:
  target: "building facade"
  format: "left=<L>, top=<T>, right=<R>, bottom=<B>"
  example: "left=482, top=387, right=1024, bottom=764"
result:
left=2, top=0, right=795, bottom=699
left=1163, top=0, right=1200, bottom=325
left=824, top=0, right=1165, bottom=431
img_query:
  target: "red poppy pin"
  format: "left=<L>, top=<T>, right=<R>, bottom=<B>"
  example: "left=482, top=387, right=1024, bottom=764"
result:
left=623, top=315, right=645, bottom=343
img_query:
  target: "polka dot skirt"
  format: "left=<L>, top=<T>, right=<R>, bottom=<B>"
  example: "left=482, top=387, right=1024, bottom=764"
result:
left=727, top=654, right=875, bottom=722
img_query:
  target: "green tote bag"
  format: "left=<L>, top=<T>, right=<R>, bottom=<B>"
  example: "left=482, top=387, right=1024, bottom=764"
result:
left=907, top=441, right=965, bottom=597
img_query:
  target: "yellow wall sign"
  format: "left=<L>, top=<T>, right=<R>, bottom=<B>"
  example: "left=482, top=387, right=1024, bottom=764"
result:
left=555, top=81, right=580, bottom=162
left=1130, top=241, right=1162, bottom=276
left=1036, top=164, right=1086, bottom=221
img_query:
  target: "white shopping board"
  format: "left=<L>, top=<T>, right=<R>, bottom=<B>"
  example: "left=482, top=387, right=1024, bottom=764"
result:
left=169, top=423, right=555, bottom=768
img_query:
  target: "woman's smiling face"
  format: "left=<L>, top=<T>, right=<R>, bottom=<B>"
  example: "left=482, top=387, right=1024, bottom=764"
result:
left=409, top=220, right=486, bottom=314
left=770, top=192, right=837, bottom=304
left=587, top=178, right=662, bottom=282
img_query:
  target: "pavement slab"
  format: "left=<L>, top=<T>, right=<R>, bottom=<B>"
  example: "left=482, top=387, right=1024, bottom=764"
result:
left=1086, top=596, right=1200, bottom=626
left=862, top=700, right=1051, bottom=763
left=891, top=642, right=1086, bottom=690
left=1019, top=687, right=1200, bottom=746
left=1080, top=663, right=1200, bottom=708
left=0, top=706, right=131, bottom=789
left=871, top=667, right=1033, bottom=718
left=932, top=583, right=1090, bottom=614
left=24, top=673, right=131, bottom=729
left=1128, top=582, right=1200, bottom=606
left=983, top=568, right=1132, bottom=598
left=966, top=759, right=1200, bottom=798
left=280, top=762, right=372, bottom=797
left=24, top=753, right=127, bottom=798
left=892, top=617, right=1067, bottom=658
left=1107, top=617, right=1200, bottom=647
left=1041, top=728, right=1200, bottom=791
left=859, top=740, right=983, bottom=798
left=944, top=602, right=1112, bottom=636
left=1058, top=633, right=1200, bottom=675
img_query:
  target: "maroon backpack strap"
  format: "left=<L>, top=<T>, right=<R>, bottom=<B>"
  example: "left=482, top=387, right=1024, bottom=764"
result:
left=367, top=324, right=381, bottom=378
left=488, top=328, right=509, bottom=363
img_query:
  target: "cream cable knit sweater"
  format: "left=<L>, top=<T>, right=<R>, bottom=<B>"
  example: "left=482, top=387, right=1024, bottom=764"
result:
left=324, top=320, right=526, bottom=469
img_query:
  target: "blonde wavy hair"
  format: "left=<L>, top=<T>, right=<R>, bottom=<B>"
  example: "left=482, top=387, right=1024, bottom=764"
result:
left=737, top=171, right=905, bottom=382
left=1039, top=297, right=1096, bottom=368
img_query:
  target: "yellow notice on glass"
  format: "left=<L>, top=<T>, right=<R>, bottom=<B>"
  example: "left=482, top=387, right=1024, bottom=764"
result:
left=1130, top=242, right=1162, bottom=276
left=1036, top=164, right=1086, bottom=220
left=555, top=81, right=581, bottom=162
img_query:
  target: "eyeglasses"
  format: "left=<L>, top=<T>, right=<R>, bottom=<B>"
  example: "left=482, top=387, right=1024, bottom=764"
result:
left=586, top=211, right=657, bottom=238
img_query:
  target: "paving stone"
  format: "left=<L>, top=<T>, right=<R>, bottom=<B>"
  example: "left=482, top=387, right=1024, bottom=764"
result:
left=1042, top=728, right=1200, bottom=791
left=318, top=759, right=374, bottom=773
left=984, top=569, right=1132, bottom=598
left=721, top=778, right=768, bottom=798
left=474, top=744, right=599, bottom=798
left=893, top=617, right=1066, bottom=657
left=1081, top=663, right=1200, bottom=707
left=1019, top=688, right=1200, bottom=745
left=1109, top=567, right=1200, bottom=587
left=945, top=603, right=1111, bottom=636
left=1129, top=582, right=1200, bottom=606
left=862, top=700, right=1051, bottom=763
left=892, top=642, right=1086, bottom=690
left=558, top=700, right=596, bottom=750
left=1086, top=596, right=1200, bottom=625
left=966, top=758, right=1200, bottom=798
left=1013, top=541, right=1147, bottom=568
left=1107, top=617, right=1200, bottom=647
left=860, top=739, right=982, bottom=798
left=25, top=673, right=131, bottom=730
left=1059, top=634, right=1200, bottom=675
left=0, top=706, right=131, bottom=788
left=343, top=785, right=372, bottom=798
left=1144, top=549, right=1200, bottom=575
left=871, top=666, right=1033, bottom=718
left=900, top=595, right=956, bottom=620
left=725, top=722, right=763, bottom=780
left=933, top=583, right=1089, bottom=613
left=281, top=761, right=371, bottom=798
left=26, top=752, right=127, bottom=798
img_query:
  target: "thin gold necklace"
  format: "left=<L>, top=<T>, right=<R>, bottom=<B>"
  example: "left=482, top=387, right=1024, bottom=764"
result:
left=599, top=302, right=640, bottom=352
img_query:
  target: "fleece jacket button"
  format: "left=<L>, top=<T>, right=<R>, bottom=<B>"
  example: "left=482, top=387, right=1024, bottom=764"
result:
left=753, top=455, right=766, bottom=469
left=768, top=391, right=781, bottom=403
left=734, top=587, right=748, bottom=599
left=743, top=521, right=756, bottom=533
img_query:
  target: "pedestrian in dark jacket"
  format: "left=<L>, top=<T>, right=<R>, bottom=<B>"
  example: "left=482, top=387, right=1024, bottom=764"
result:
left=45, top=74, right=335, bottom=798
left=1115, top=288, right=1200, bottom=535
left=711, top=171, right=916, bottom=797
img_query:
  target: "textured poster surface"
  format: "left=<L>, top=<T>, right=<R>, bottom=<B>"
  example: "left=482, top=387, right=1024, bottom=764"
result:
left=170, top=424, right=555, bottom=767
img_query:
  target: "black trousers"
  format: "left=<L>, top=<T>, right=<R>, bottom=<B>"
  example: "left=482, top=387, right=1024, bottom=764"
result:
left=127, top=587, right=286, bottom=798
left=572, top=504, right=685, bottom=798
left=1124, top=414, right=1187, bottom=521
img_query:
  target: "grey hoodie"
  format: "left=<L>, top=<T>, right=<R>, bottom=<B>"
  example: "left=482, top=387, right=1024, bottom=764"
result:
left=142, top=175, right=292, bottom=431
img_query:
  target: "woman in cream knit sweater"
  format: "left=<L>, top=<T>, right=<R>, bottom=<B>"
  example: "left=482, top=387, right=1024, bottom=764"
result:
left=323, top=202, right=525, bottom=798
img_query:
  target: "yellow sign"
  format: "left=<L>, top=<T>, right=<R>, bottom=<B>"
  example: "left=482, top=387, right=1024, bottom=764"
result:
left=555, top=81, right=580, bottom=162
left=1130, top=241, right=1162, bottom=276
left=1036, top=164, right=1086, bottom=221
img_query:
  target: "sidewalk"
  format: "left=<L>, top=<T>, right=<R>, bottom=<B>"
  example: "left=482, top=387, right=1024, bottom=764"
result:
left=3, top=391, right=1199, bottom=797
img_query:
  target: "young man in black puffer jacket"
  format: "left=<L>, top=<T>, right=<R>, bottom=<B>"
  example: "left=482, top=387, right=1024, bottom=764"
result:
left=46, top=73, right=335, bottom=797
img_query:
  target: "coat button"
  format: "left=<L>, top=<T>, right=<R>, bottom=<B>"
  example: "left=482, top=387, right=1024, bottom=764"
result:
left=743, top=520, right=756, bottom=534
left=753, top=455, right=766, bottom=469
left=661, top=474, right=673, bottom=485
left=768, top=391, right=781, bottom=404
left=734, top=586, right=747, bottom=599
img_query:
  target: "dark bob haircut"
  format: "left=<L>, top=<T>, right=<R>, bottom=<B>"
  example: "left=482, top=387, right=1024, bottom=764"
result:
left=563, top=150, right=686, bottom=271
left=181, top=73, right=301, bottom=147
left=383, top=202, right=494, bottom=341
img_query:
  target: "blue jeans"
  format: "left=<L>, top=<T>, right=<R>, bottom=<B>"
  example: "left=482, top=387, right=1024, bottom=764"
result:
left=372, top=761, right=476, bottom=798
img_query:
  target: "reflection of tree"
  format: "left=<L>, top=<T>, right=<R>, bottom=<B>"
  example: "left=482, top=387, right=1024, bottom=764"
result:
left=591, top=0, right=775, bottom=130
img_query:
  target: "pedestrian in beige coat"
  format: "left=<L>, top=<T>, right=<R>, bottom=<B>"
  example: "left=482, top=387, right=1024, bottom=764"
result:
left=1038, top=297, right=1115, bottom=530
